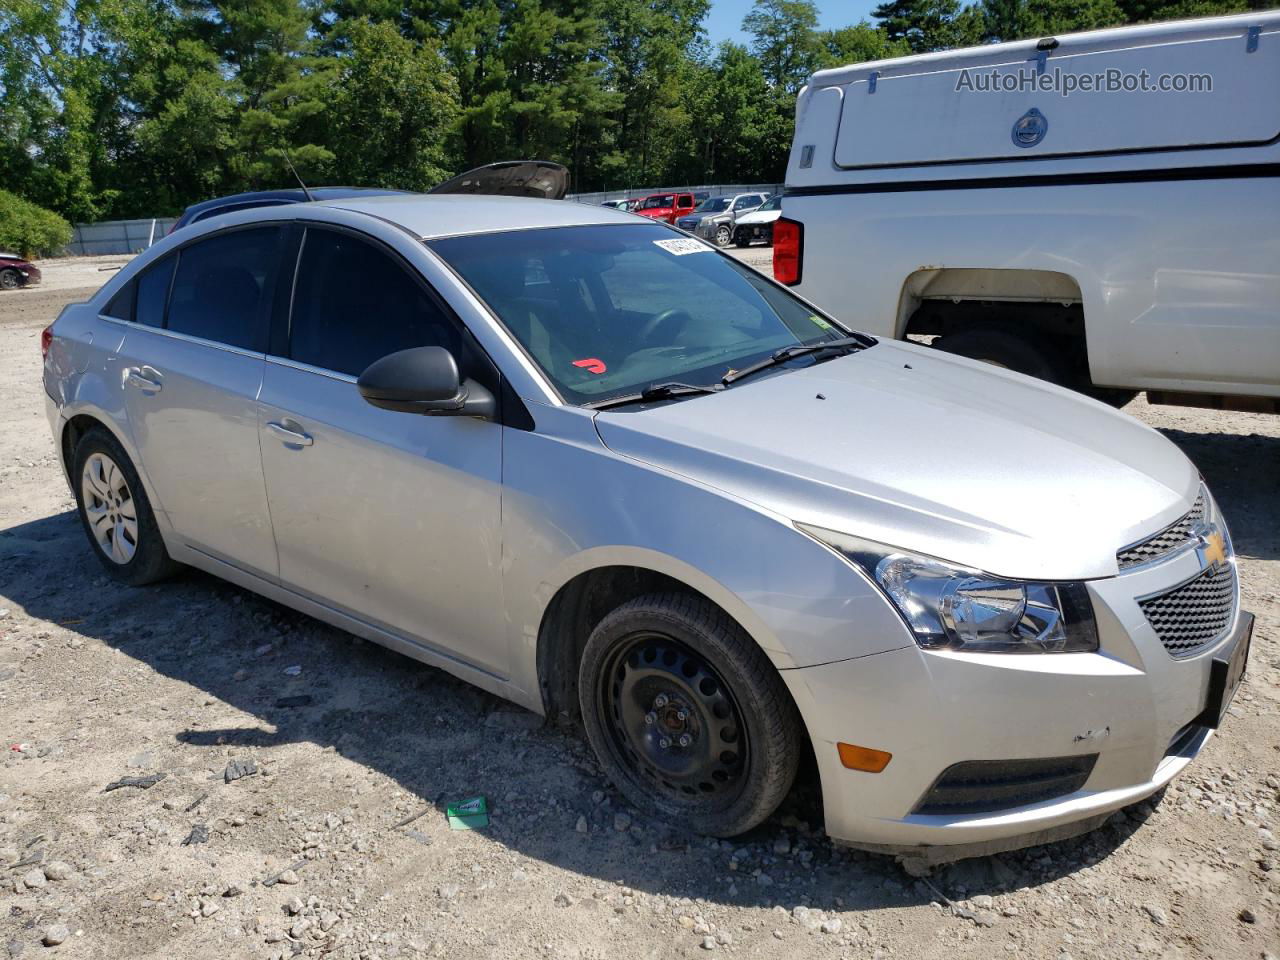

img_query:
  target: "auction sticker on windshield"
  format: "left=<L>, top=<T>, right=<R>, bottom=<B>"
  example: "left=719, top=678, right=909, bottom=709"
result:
left=654, top=238, right=711, bottom=256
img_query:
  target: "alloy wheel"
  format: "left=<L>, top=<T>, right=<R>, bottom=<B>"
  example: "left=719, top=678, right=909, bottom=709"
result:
left=0, top=270, right=19, bottom=290
left=714, top=225, right=731, bottom=247
left=81, top=452, right=138, bottom=564
left=599, top=633, right=748, bottom=803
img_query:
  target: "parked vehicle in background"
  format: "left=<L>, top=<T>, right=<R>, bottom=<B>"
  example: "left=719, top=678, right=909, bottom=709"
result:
left=781, top=12, right=1280, bottom=412
left=634, top=192, right=697, bottom=224
left=0, top=252, right=41, bottom=290
left=732, top=196, right=781, bottom=247
left=684, top=193, right=770, bottom=246
left=43, top=193, right=1251, bottom=867
left=675, top=196, right=731, bottom=233
left=172, top=187, right=411, bottom=233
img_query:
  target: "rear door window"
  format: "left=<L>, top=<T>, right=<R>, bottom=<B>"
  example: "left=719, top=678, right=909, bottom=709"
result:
left=103, top=281, right=136, bottom=322
left=166, top=227, right=282, bottom=351
left=135, top=256, right=176, bottom=328
left=288, top=228, right=462, bottom=378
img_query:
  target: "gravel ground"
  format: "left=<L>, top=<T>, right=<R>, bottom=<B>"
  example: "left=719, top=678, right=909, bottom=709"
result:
left=0, top=261, right=1276, bottom=960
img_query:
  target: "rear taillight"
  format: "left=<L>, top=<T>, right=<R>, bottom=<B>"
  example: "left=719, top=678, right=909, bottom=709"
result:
left=773, top=218, right=803, bottom=286
left=41, top=325, right=53, bottom=359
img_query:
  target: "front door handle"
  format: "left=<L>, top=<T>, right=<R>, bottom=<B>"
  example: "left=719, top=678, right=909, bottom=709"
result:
left=266, top=421, right=314, bottom=447
left=125, top=366, right=163, bottom=394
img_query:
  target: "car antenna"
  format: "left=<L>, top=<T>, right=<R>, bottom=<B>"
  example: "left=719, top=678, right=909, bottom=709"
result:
left=281, top=148, right=315, bottom=203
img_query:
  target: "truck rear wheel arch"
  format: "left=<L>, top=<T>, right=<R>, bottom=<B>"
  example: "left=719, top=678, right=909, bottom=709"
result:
left=897, top=268, right=1090, bottom=388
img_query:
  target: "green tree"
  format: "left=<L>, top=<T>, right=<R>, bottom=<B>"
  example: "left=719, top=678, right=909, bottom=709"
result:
left=320, top=18, right=458, bottom=189
left=818, top=21, right=911, bottom=68
left=680, top=42, right=790, bottom=184
left=742, top=0, right=823, bottom=93
left=871, top=0, right=963, bottom=52
left=978, top=0, right=1124, bottom=42
left=598, top=0, right=709, bottom=186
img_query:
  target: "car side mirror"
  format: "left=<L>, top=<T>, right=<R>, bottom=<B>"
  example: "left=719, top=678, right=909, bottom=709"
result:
left=357, top=346, right=496, bottom=420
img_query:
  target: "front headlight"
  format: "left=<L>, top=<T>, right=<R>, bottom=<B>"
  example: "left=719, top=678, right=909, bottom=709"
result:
left=798, top=525, right=1098, bottom=654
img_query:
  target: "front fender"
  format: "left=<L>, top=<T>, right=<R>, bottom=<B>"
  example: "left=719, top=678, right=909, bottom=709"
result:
left=500, top=404, right=915, bottom=699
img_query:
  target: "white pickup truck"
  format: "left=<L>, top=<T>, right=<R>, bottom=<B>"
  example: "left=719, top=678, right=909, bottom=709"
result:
left=776, top=12, right=1280, bottom=411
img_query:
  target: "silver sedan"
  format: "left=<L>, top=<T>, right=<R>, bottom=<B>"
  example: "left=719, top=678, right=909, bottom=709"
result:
left=42, top=195, right=1251, bottom=864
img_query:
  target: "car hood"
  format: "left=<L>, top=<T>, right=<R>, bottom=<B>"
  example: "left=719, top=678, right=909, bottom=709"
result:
left=737, top=209, right=780, bottom=225
left=593, top=340, right=1197, bottom=581
left=636, top=208, right=670, bottom=218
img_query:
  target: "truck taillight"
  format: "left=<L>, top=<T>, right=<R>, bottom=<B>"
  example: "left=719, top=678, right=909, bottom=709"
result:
left=773, top=218, right=803, bottom=286
left=41, top=325, right=53, bottom=359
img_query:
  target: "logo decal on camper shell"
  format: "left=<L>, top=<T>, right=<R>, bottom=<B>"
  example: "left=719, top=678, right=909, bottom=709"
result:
left=1011, top=108, right=1048, bottom=148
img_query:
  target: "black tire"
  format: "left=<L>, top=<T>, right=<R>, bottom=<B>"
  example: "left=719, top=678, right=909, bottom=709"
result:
left=935, top=326, right=1066, bottom=385
left=733, top=237, right=750, bottom=248
left=71, top=426, right=180, bottom=585
left=0, top=268, right=20, bottom=290
left=713, top=224, right=732, bottom=247
left=579, top=592, right=803, bottom=837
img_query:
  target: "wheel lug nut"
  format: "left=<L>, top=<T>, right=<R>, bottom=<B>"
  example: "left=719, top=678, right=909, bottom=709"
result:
left=644, top=712, right=656, bottom=725
left=675, top=710, right=687, bottom=721
left=659, top=737, right=671, bottom=749
left=678, top=734, right=692, bottom=747
left=653, top=694, right=668, bottom=708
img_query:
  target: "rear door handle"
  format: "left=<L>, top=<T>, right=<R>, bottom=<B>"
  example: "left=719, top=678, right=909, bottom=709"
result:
left=125, top=366, right=163, bottom=394
left=266, top=421, right=314, bottom=447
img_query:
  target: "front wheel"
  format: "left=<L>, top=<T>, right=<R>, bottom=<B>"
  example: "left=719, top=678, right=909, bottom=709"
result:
left=579, top=593, right=803, bottom=837
left=0, top=269, right=20, bottom=290
left=713, top=225, right=732, bottom=247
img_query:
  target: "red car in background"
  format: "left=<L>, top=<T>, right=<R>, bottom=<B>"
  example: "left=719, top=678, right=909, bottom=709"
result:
left=634, top=192, right=696, bottom=224
left=0, top=253, right=41, bottom=290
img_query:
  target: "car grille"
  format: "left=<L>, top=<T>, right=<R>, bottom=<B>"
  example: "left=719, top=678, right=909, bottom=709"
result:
left=1117, top=494, right=1205, bottom=569
left=913, top=755, right=1098, bottom=815
left=1139, top=561, right=1236, bottom=658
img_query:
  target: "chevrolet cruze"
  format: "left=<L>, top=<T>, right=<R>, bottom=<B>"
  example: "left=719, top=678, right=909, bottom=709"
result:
left=42, top=195, right=1252, bottom=865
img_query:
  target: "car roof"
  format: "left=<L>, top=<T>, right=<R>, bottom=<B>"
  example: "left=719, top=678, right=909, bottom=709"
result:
left=315, top=194, right=636, bottom=240
left=177, top=187, right=410, bottom=223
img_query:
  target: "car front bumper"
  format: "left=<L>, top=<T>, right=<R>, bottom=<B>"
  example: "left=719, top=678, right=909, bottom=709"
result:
left=781, top=547, right=1250, bottom=860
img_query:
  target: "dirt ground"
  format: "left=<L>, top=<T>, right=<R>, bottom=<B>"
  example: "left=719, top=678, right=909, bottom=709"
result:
left=0, top=261, right=1276, bottom=960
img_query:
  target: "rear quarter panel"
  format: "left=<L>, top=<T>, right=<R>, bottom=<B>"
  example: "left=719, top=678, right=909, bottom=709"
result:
left=786, top=175, right=1280, bottom=396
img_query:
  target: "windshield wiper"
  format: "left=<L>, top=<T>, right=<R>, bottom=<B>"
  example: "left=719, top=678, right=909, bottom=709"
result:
left=721, top=336, right=870, bottom=386
left=588, top=381, right=723, bottom=410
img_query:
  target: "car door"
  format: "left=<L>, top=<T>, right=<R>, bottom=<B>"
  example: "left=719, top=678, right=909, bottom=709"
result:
left=257, top=225, right=508, bottom=676
left=115, top=225, right=284, bottom=579
left=732, top=194, right=764, bottom=219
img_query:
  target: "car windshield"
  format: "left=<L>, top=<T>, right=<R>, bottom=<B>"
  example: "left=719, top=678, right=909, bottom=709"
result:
left=694, top=197, right=730, bottom=214
left=428, top=223, right=853, bottom=406
left=641, top=195, right=674, bottom=209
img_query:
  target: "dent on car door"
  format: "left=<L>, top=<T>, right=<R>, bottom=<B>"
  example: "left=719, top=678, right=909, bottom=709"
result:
left=114, top=226, right=283, bottom=578
left=257, top=226, right=508, bottom=676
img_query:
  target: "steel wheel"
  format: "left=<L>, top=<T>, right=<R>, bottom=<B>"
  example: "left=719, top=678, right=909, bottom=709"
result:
left=81, top=452, right=138, bottom=564
left=599, top=633, right=748, bottom=804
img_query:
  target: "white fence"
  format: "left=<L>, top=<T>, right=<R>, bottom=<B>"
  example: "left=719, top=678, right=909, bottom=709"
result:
left=67, top=218, right=177, bottom=256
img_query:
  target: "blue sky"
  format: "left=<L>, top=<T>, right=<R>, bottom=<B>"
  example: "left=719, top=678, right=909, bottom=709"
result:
left=704, top=0, right=881, bottom=46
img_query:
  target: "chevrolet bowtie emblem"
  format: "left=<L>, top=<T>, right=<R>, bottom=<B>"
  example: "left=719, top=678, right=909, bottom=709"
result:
left=1198, top=530, right=1228, bottom=570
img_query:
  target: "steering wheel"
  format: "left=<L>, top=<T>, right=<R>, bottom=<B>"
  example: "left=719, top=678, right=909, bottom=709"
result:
left=637, top=306, right=693, bottom=345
